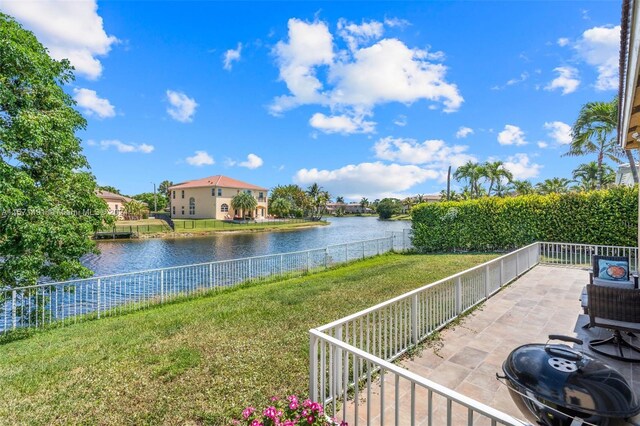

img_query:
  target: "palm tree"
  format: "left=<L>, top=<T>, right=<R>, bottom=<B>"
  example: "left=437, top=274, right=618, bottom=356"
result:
left=454, top=161, right=484, bottom=198
left=482, top=161, right=514, bottom=196
left=335, top=196, right=345, bottom=204
left=535, top=178, right=572, bottom=195
left=231, top=192, right=258, bottom=219
left=402, top=197, right=414, bottom=213
left=572, top=162, right=615, bottom=191
left=268, top=197, right=291, bottom=218
left=565, top=98, right=637, bottom=186
left=415, top=194, right=425, bottom=203
left=306, top=183, right=330, bottom=220
left=122, top=200, right=146, bottom=220
left=359, top=197, right=369, bottom=213
left=509, top=180, right=535, bottom=196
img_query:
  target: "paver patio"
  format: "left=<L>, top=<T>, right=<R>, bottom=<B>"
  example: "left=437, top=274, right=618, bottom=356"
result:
left=340, top=265, right=640, bottom=425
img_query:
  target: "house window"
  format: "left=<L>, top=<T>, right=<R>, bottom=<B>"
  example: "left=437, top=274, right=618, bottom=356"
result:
left=181, top=206, right=185, bottom=215
left=211, top=188, right=215, bottom=196
left=172, top=191, right=175, bottom=199
left=189, top=197, right=195, bottom=215
left=218, top=188, right=222, bottom=196
left=259, top=192, right=264, bottom=200
left=114, top=204, right=119, bottom=215
left=172, top=206, right=175, bottom=215
left=221, top=203, right=229, bottom=212
left=245, top=190, right=252, bottom=195
left=181, top=190, right=184, bottom=199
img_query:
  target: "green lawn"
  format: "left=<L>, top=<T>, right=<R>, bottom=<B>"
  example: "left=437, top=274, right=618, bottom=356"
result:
left=0, top=253, right=496, bottom=425
left=171, top=218, right=329, bottom=234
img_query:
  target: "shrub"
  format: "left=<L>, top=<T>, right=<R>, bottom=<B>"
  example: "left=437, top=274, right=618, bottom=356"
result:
left=411, top=187, right=637, bottom=252
left=235, top=395, right=347, bottom=426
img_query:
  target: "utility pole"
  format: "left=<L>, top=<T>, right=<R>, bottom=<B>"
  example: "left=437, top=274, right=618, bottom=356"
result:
left=446, top=165, right=451, bottom=201
left=152, top=182, right=157, bottom=213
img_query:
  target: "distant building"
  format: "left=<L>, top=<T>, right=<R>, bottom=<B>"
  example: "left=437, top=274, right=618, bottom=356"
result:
left=96, top=190, right=138, bottom=219
left=615, top=163, right=639, bottom=186
left=325, top=202, right=373, bottom=214
left=169, top=175, right=268, bottom=220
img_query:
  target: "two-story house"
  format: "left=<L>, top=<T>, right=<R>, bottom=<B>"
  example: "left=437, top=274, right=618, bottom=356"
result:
left=168, top=175, right=268, bottom=220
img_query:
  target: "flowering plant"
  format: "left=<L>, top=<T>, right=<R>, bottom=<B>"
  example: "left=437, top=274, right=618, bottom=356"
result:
left=235, top=395, right=348, bottom=426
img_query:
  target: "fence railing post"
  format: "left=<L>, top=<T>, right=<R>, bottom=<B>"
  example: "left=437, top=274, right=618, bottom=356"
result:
left=336, top=325, right=343, bottom=391
left=12, top=290, right=17, bottom=330
left=455, top=277, right=462, bottom=314
left=306, top=251, right=310, bottom=273
left=500, top=258, right=504, bottom=286
left=324, top=248, right=328, bottom=269
left=484, top=265, right=490, bottom=298
left=362, top=241, right=365, bottom=259
left=309, top=332, right=319, bottom=401
left=97, top=279, right=101, bottom=318
left=209, top=263, right=213, bottom=288
left=411, top=294, right=418, bottom=345
left=280, top=254, right=284, bottom=276
left=160, top=270, right=164, bottom=302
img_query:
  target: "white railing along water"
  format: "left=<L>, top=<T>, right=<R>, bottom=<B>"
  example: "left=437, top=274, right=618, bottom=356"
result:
left=0, top=233, right=408, bottom=334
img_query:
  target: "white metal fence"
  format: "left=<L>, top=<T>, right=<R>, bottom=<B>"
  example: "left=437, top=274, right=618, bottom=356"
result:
left=539, top=241, right=639, bottom=271
left=309, top=242, right=539, bottom=425
left=0, top=234, right=408, bottom=334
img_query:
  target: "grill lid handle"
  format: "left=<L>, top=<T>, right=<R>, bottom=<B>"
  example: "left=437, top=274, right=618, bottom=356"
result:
left=548, top=335, right=583, bottom=345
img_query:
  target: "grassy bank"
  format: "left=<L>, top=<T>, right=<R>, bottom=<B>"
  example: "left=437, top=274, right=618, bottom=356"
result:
left=0, top=253, right=497, bottom=424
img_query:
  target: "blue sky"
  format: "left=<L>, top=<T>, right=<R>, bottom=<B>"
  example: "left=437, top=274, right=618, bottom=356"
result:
left=1, top=1, right=622, bottom=200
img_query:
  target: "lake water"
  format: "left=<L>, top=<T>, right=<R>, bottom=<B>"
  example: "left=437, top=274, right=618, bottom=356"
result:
left=84, top=217, right=410, bottom=276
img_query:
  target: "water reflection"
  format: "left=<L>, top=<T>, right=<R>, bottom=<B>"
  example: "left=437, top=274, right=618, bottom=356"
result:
left=85, top=217, right=410, bottom=276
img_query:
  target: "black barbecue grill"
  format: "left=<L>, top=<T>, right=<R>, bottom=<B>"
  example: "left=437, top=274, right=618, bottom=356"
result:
left=498, top=335, right=640, bottom=426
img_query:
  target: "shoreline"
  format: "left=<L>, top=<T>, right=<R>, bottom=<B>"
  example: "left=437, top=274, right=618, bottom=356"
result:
left=133, top=221, right=330, bottom=239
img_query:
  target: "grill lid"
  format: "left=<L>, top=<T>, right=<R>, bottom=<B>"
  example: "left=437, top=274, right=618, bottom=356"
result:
left=502, top=338, right=640, bottom=418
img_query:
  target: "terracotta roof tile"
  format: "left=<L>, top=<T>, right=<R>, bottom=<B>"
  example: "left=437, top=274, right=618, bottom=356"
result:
left=168, top=175, right=267, bottom=191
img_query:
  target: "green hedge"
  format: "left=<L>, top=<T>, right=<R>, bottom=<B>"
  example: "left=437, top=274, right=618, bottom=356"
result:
left=411, top=186, right=638, bottom=252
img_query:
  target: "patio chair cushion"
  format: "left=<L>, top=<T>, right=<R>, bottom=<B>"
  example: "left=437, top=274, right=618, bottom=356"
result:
left=592, top=277, right=635, bottom=289
left=597, top=259, right=629, bottom=281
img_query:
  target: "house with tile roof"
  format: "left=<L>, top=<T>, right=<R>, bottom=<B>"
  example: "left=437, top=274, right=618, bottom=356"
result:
left=168, top=175, right=268, bottom=220
left=96, top=190, right=139, bottom=219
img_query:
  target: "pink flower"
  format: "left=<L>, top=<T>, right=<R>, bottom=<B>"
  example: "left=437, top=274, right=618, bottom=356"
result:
left=306, top=415, right=315, bottom=424
left=289, top=401, right=299, bottom=410
left=263, top=406, right=279, bottom=420
left=250, top=421, right=262, bottom=426
left=242, top=407, right=256, bottom=420
left=302, top=399, right=312, bottom=409
left=283, top=421, right=295, bottom=426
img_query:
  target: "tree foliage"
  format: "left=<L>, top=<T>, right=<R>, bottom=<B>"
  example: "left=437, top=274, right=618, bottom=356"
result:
left=268, top=197, right=291, bottom=218
left=270, top=184, right=308, bottom=218
left=411, top=186, right=637, bottom=252
left=0, top=13, right=111, bottom=287
left=133, top=192, right=167, bottom=212
left=231, top=192, right=258, bottom=218
left=376, top=198, right=402, bottom=219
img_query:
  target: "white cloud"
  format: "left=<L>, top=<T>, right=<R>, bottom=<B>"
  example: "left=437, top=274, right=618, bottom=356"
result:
left=575, top=25, right=619, bottom=91
left=557, top=37, right=570, bottom=47
left=270, top=18, right=462, bottom=133
left=455, top=126, right=474, bottom=139
left=309, top=112, right=375, bottom=134
left=98, top=140, right=154, bottom=154
left=373, top=137, right=475, bottom=168
left=2, top=0, right=117, bottom=79
left=223, top=43, right=242, bottom=70
left=507, top=72, right=529, bottom=86
left=393, top=115, right=407, bottom=127
left=537, top=141, right=549, bottom=149
left=497, top=125, right=527, bottom=146
left=238, top=153, right=264, bottom=169
left=544, top=121, right=572, bottom=145
left=545, top=66, right=580, bottom=95
left=166, top=90, right=198, bottom=123
left=294, top=162, right=439, bottom=199
left=186, top=151, right=214, bottom=166
left=337, top=18, right=384, bottom=51
left=503, top=154, right=543, bottom=179
left=73, top=88, right=115, bottom=118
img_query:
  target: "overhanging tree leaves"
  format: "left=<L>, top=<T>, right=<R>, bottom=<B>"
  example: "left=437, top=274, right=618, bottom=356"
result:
left=0, top=13, right=111, bottom=288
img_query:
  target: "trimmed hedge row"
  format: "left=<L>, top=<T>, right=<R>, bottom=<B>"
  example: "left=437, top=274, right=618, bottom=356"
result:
left=411, top=186, right=638, bottom=252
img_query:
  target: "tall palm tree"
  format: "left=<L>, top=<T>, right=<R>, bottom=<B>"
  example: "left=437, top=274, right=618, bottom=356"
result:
left=402, top=197, right=414, bottom=213
left=535, top=178, right=572, bottom=195
left=482, top=161, right=514, bottom=196
left=231, top=192, right=258, bottom=218
left=572, top=162, right=615, bottom=191
left=306, top=183, right=330, bottom=220
left=359, top=197, right=369, bottom=213
left=454, top=161, right=484, bottom=198
left=335, top=196, right=345, bottom=204
left=565, top=98, right=637, bottom=186
left=268, top=197, right=291, bottom=218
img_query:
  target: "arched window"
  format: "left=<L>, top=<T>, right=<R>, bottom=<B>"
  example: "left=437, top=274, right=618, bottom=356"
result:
left=189, top=197, right=195, bottom=215
left=221, top=203, right=229, bottom=212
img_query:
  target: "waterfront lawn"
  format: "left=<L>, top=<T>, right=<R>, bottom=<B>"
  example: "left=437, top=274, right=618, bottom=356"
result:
left=0, top=253, right=497, bottom=425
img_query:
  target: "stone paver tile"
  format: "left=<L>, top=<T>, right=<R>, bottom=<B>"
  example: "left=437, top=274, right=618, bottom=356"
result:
left=448, top=346, right=489, bottom=370
left=425, top=360, right=472, bottom=389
